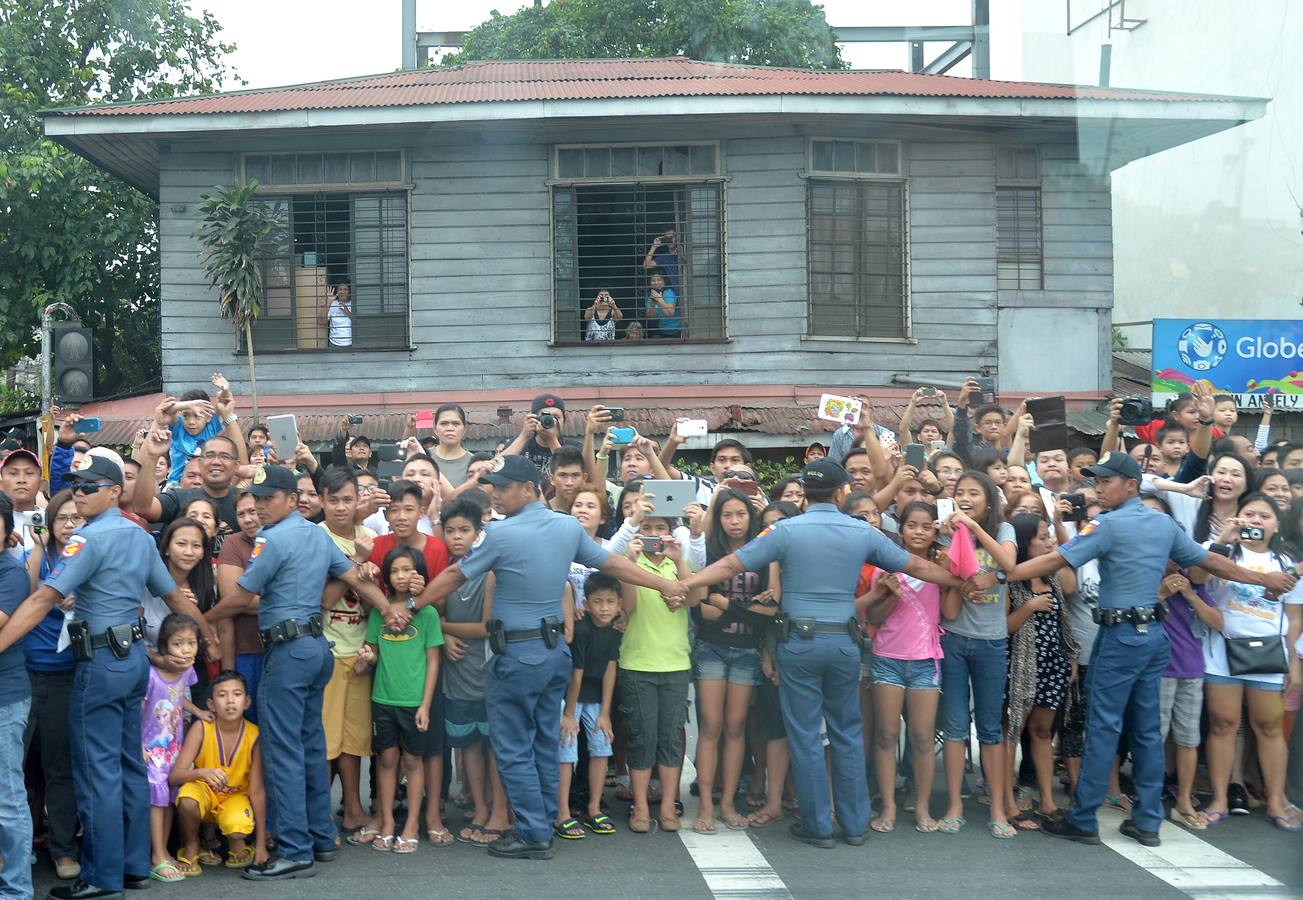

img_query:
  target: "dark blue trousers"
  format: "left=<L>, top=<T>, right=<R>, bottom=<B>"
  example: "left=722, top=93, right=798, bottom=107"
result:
left=259, top=636, right=335, bottom=860
left=1067, top=625, right=1170, bottom=833
left=486, top=639, right=570, bottom=844
left=69, top=642, right=149, bottom=893
left=777, top=633, right=870, bottom=839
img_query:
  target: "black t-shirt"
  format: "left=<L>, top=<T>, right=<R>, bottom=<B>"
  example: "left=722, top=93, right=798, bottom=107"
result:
left=571, top=617, right=621, bottom=704
left=156, top=487, right=238, bottom=555
left=523, top=435, right=581, bottom=479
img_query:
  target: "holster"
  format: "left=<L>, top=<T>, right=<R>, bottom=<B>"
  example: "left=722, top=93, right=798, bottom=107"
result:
left=791, top=618, right=816, bottom=639
left=67, top=620, right=94, bottom=662
left=488, top=619, right=507, bottom=656
left=540, top=617, right=562, bottom=649
left=105, top=623, right=135, bottom=660
left=773, top=613, right=791, bottom=642
left=848, top=617, right=867, bottom=650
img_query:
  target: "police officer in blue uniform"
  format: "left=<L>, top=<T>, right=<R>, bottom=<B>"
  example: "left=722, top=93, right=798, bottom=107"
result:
left=981, top=451, right=1297, bottom=846
left=684, top=460, right=963, bottom=848
left=212, top=464, right=393, bottom=881
left=0, top=455, right=210, bottom=900
left=410, top=456, right=685, bottom=859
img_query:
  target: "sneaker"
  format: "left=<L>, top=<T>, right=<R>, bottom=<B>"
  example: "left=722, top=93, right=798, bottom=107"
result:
left=1228, top=783, right=1250, bottom=816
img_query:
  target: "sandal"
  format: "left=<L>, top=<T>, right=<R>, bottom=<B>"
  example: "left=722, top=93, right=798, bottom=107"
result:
left=937, top=817, right=966, bottom=834
left=659, top=815, right=682, bottom=833
left=691, top=818, right=717, bottom=834
left=1202, top=810, right=1229, bottom=827
left=392, top=837, right=418, bottom=854
left=224, top=846, right=255, bottom=868
left=1010, top=811, right=1040, bottom=831
left=870, top=816, right=895, bottom=833
left=1104, top=792, right=1133, bottom=812
left=721, top=813, right=749, bottom=830
left=915, top=819, right=940, bottom=834
left=427, top=828, right=454, bottom=846
left=174, top=853, right=203, bottom=878
left=195, top=849, right=221, bottom=866
left=371, top=834, right=395, bottom=852
left=748, top=810, right=783, bottom=828
left=457, top=822, right=485, bottom=844
left=346, top=827, right=382, bottom=847
left=553, top=819, right=586, bottom=840
left=988, top=821, right=1017, bottom=840
left=1265, top=810, right=1303, bottom=833
left=629, top=816, right=654, bottom=834
left=583, top=814, right=616, bottom=835
left=1176, top=809, right=1208, bottom=830
left=149, top=860, right=185, bottom=883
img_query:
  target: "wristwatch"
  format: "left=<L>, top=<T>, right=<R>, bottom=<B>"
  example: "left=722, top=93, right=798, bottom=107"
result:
left=994, top=570, right=1008, bottom=585
left=1198, top=417, right=1214, bottom=426
left=405, top=598, right=417, bottom=612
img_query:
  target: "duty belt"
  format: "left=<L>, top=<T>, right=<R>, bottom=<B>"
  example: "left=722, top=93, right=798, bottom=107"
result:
left=1093, top=604, right=1168, bottom=634
left=68, top=617, right=147, bottom=661
left=260, top=614, right=324, bottom=647
left=488, top=617, right=562, bottom=654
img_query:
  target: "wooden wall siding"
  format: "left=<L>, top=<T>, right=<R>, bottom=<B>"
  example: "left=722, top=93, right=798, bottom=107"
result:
left=157, top=126, right=1112, bottom=396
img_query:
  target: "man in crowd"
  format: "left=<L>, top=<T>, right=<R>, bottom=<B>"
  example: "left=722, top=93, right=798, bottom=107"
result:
left=133, top=429, right=243, bottom=549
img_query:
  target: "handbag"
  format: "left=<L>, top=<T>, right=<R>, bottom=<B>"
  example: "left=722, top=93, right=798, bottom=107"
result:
left=1224, top=597, right=1288, bottom=677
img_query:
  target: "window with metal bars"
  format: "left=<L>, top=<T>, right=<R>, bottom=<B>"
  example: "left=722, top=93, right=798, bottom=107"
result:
left=807, top=179, right=908, bottom=339
left=996, top=147, right=1043, bottom=290
left=251, top=192, right=408, bottom=351
left=551, top=181, right=725, bottom=343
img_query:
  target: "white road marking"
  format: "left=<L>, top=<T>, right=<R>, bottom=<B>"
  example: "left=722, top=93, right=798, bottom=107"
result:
left=677, top=753, right=793, bottom=899
left=1096, top=807, right=1296, bottom=899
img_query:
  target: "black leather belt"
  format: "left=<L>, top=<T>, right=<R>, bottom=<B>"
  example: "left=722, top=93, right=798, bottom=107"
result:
left=504, top=626, right=549, bottom=643
left=259, top=614, right=323, bottom=647
left=790, top=618, right=853, bottom=637
left=89, top=620, right=146, bottom=650
left=1093, top=604, right=1167, bottom=633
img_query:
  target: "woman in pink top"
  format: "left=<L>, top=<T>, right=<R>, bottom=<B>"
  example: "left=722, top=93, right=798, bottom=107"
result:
left=859, top=501, right=957, bottom=834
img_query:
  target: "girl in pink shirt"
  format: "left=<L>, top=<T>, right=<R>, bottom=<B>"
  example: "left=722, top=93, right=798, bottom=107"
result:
left=859, top=501, right=956, bottom=834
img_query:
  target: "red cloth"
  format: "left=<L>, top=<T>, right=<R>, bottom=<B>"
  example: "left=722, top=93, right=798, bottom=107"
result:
left=1135, top=418, right=1223, bottom=445
left=368, top=532, right=450, bottom=593
left=948, top=523, right=979, bottom=580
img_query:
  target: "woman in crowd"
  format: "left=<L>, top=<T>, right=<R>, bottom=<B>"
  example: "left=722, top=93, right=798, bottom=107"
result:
left=1253, top=468, right=1292, bottom=514
left=584, top=289, right=623, bottom=342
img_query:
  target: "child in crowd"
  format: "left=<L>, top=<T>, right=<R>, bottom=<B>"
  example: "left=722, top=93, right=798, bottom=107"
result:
left=171, top=670, right=267, bottom=871
left=620, top=515, right=695, bottom=833
left=556, top=572, right=623, bottom=839
left=153, top=373, right=234, bottom=485
left=433, top=498, right=510, bottom=846
left=143, top=614, right=209, bottom=881
left=355, top=547, right=447, bottom=851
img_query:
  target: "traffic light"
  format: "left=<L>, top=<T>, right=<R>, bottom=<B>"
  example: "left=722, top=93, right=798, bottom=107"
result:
left=52, top=324, right=94, bottom=403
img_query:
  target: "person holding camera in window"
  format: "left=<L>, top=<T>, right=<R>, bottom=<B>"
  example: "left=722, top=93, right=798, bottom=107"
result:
left=583, top=289, right=622, bottom=342
left=645, top=272, right=680, bottom=339
left=642, top=228, right=680, bottom=290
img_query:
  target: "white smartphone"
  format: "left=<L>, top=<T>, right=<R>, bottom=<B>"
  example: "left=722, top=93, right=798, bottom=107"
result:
left=267, top=414, right=299, bottom=458
left=677, top=419, right=708, bottom=438
left=935, top=498, right=955, bottom=520
left=641, top=479, right=697, bottom=517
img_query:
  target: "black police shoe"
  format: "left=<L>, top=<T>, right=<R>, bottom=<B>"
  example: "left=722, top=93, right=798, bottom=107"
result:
left=842, top=831, right=867, bottom=847
left=486, top=834, right=554, bottom=860
left=123, top=873, right=150, bottom=890
left=48, top=881, right=123, bottom=900
left=788, top=821, right=835, bottom=849
left=1040, top=817, right=1101, bottom=845
left=1119, top=819, right=1161, bottom=847
left=313, top=849, right=337, bottom=863
left=241, top=858, right=316, bottom=881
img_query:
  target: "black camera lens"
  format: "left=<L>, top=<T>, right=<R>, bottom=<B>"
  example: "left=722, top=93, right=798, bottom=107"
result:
left=539, top=413, right=556, bottom=429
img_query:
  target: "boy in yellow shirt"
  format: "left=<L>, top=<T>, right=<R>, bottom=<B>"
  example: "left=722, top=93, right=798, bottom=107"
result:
left=170, top=670, right=267, bottom=873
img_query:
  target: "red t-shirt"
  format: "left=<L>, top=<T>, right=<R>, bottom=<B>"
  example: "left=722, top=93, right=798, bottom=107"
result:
left=368, top=532, right=450, bottom=594
left=855, top=563, right=880, bottom=637
left=1135, top=418, right=1223, bottom=445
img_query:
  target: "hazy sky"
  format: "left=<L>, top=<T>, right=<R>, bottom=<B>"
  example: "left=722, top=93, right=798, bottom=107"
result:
left=198, top=0, right=1027, bottom=90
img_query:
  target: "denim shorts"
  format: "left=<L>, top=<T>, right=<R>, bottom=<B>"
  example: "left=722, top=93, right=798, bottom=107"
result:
left=1205, top=672, right=1284, bottom=693
left=872, top=656, right=941, bottom=691
left=939, top=631, right=1008, bottom=744
left=558, top=701, right=614, bottom=764
left=692, top=641, right=762, bottom=686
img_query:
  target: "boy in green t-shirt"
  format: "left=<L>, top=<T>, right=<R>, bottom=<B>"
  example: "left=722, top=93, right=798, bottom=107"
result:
left=354, top=546, right=445, bottom=852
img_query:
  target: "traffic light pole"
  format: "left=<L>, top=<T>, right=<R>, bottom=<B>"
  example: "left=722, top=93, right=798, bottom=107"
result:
left=39, top=303, right=78, bottom=417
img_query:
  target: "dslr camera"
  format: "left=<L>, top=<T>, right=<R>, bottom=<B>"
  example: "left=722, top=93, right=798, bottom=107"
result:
left=538, top=413, right=557, bottom=430
left=1118, top=397, right=1154, bottom=426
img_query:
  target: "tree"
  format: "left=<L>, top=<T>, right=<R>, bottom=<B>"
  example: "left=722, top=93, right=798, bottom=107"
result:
left=0, top=1, right=236, bottom=399
left=196, top=181, right=275, bottom=422
left=445, top=0, right=846, bottom=70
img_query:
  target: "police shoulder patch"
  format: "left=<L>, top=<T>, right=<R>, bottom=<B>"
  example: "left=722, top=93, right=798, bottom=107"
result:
left=61, top=535, right=87, bottom=558
left=249, top=537, right=266, bottom=561
left=1077, top=518, right=1101, bottom=536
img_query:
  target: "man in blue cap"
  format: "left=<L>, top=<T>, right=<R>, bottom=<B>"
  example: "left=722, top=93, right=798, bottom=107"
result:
left=683, top=459, right=964, bottom=848
left=0, top=454, right=209, bottom=900
left=406, top=455, right=687, bottom=859
left=973, top=450, right=1297, bottom=846
left=207, top=464, right=395, bottom=881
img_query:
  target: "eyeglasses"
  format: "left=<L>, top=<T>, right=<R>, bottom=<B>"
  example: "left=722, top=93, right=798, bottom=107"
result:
left=53, top=515, right=85, bottom=526
left=200, top=452, right=237, bottom=462
left=70, top=482, right=116, bottom=495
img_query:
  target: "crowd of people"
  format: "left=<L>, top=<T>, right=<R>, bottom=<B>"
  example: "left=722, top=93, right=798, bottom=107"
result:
left=0, top=374, right=1301, bottom=899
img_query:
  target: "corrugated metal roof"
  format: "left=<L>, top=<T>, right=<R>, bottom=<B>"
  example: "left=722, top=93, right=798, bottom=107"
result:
left=53, top=58, right=1234, bottom=118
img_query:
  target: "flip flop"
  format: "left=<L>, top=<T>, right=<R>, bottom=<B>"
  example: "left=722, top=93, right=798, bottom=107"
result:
left=371, top=834, right=395, bottom=852
left=937, top=817, right=966, bottom=834
left=748, top=810, right=783, bottom=828
left=1010, top=811, right=1040, bottom=831
left=346, top=827, right=382, bottom=847
left=174, top=853, right=203, bottom=878
left=224, top=846, right=255, bottom=868
left=195, top=849, right=221, bottom=866
left=427, top=829, right=454, bottom=846
left=1265, top=812, right=1303, bottom=833
left=1176, top=809, right=1208, bottom=830
left=691, top=819, right=717, bottom=835
left=392, top=837, right=418, bottom=854
left=1202, top=810, right=1229, bottom=827
left=457, top=823, right=485, bottom=844
left=988, top=821, right=1017, bottom=840
left=870, top=817, right=895, bottom=833
left=722, top=813, right=750, bottom=831
left=149, top=860, right=185, bottom=883
left=915, top=819, right=940, bottom=834
left=583, top=814, right=616, bottom=835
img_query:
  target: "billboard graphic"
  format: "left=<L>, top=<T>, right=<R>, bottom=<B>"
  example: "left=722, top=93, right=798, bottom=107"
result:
left=1151, top=318, right=1303, bottom=410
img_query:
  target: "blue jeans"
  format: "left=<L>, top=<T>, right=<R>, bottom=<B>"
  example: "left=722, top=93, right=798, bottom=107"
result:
left=259, top=636, right=335, bottom=861
left=777, top=633, right=869, bottom=839
left=939, top=632, right=1007, bottom=744
left=692, top=641, right=762, bottom=686
left=0, top=697, right=32, bottom=899
left=235, top=652, right=265, bottom=724
left=487, top=638, right=571, bottom=844
left=1068, top=626, right=1170, bottom=833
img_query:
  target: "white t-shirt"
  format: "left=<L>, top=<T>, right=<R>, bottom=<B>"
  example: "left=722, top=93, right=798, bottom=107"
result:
left=327, top=300, right=352, bottom=347
left=1200, top=545, right=1303, bottom=684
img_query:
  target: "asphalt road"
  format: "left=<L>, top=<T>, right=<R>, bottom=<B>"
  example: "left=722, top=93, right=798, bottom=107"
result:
left=31, top=754, right=1302, bottom=900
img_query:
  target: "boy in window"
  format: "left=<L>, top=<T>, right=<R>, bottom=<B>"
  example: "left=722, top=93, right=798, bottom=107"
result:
left=323, top=282, right=353, bottom=348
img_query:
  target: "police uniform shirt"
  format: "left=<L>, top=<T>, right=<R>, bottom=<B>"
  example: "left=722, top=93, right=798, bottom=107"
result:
left=457, top=500, right=610, bottom=630
left=1058, top=496, right=1208, bottom=609
left=237, top=510, right=353, bottom=630
left=44, top=506, right=176, bottom=633
left=736, top=502, right=910, bottom=622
